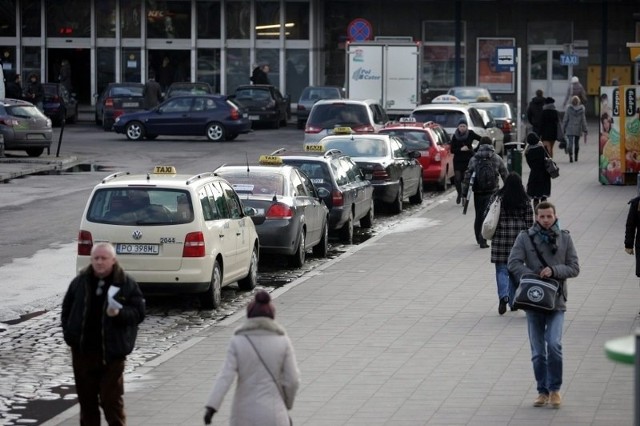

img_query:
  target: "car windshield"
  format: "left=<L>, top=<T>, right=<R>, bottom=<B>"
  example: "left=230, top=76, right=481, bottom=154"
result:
left=451, top=88, right=490, bottom=101
left=217, top=171, right=285, bottom=196
left=235, top=88, right=270, bottom=100
left=7, top=105, right=45, bottom=119
left=380, top=129, right=431, bottom=150
left=475, top=104, right=509, bottom=118
left=110, top=86, right=144, bottom=97
left=87, top=188, right=194, bottom=225
left=412, top=110, right=464, bottom=128
left=321, top=138, right=388, bottom=158
left=308, top=104, right=368, bottom=128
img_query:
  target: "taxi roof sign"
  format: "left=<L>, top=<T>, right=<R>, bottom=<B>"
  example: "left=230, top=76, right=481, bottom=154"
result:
left=431, top=94, right=462, bottom=104
left=153, top=166, right=177, bottom=174
left=398, top=117, right=416, bottom=123
left=258, top=155, right=283, bottom=165
left=332, top=126, right=354, bottom=135
left=305, top=144, right=325, bottom=152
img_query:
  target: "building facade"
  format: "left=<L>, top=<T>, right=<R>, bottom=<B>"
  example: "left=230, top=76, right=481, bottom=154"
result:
left=0, top=0, right=638, bottom=113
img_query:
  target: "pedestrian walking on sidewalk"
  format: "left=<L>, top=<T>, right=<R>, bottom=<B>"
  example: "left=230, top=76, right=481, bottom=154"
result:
left=563, top=76, right=587, bottom=110
left=485, top=172, right=534, bottom=314
left=451, top=117, right=482, bottom=204
left=508, top=201, right=580, bottom=409
left=142, top=71, right=162, bottom=110
left=61, top=242, right=146, bottom=426
left=462, top=136, right=508, bottom=248
left=204, top=290, right=300, bottom=425
left=562, top=95, right=588, bottom=163
left=526, top=89, right=545, bottom=135
left=624, top=195, right=640, bottom=301
left=24, top=73, right=44, bottom=112
left=524, top=132, right=551, bottom=209
left=539, top=97, right=560, bottom=158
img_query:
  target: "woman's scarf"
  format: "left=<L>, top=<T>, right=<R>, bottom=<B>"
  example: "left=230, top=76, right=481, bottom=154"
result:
left=533, top=220, right=560, bottom=254
left=454, top=127, right=469, bottom=141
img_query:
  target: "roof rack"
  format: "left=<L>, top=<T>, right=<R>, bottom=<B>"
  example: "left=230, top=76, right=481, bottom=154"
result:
left=101, top=171, right=130, bottom=184
left=186, top=172, right=217, bottom=185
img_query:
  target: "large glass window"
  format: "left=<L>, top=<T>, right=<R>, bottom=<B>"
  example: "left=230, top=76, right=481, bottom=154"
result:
left=146, top=0, right=191, bottom=39
left=96, top=0, right=116, bottom=38
left=21, top=0, right=40, bottom=37
left=121, top=0, right=141, bottom=38
left=22, top=46, right=41, bottom=83
left=226, top=48, right=250, bottom=93
left=226, top=1, right=250, bottom=39
left=0, top=0, right=16, bottom=37
left=285, top=1, right=309, bottom=40
left=286, top=49, right=308, bottom=102
left=46, top=0, right=90, bottom=37
left=1, top=47, right=17, bottom=77
left=97, top=48, right=115, bottom=95
left=422, top=20, right=465, bottom=90
left=198, top=49, right=221, bottom=92
left=256, top=48, right=279, bottom=85
left=256, top=1, right=280, bottom=40
left=197, top=1, right=221, bottom=39
left=122, top=48, right=141, bottom=83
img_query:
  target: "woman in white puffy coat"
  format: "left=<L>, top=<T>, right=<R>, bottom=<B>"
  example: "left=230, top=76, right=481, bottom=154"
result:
left=204, top=290, right=300, bottom=426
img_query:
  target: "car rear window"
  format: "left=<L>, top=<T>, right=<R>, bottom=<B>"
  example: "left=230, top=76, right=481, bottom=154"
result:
left=110, top=86, right=144, bottom=97
left=300, top=88, right=341, bottom=101
left=218, top=172, right=285, bottom=196
left=307, top=104, right=369, bottom=128
left=87, top=188, right=193, bottom=225
left=43, top=85, right=58, bottom=96
left=235, top=88, right=270, bottom=100
left=379, top=129, right=432, bottom=150
left=6, top=105, right=44, bottom=119
left=321, top=138, right=388, bottom=158
left=281, top=160, right=332, bottom=187
left=412, top=110, right=464, bottom=128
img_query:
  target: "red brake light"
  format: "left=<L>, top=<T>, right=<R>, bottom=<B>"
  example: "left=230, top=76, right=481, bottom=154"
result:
left=105, top=98, right=114, bottom=108
left=304, top=125, right=322, bottom=134
left=266, top=203, right=293, bottom=219
left=332, top=190, right=344, bottom=207
left=351, top=124, right=375, bottom=133
left=372, top=164, right=390, bottom=181
left=77, top=230, right=93, bottom=256
left=183, top=232, right=206, bottom=257
left=297, top=104, right=307, bottom=112
left=113, top=110, right=124, bottom=119
left=230, top=106, right=240, bottom=120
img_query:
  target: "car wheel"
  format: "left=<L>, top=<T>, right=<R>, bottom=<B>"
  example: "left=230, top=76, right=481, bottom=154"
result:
left=410, top=181, right=424, bottom=204
left=390, top=183, right=403, bottom=214
left=289, top=229, right=305, bottom=268
left=313, top=222, right=329, bottom=258
left=340, top=210, right=354, bottom=243
left=226, top=133, right=238, bottom=141
left=125, top=121, right=145, bottom=141
left=238, top=246, right=258, bottom=291
left=26, top=148, right=44, bottom=157
left=200, top=260, right=222, bottom=310
left=206, top=122, right=225, bottom=141
left=360, top=200, right=374, bottom=229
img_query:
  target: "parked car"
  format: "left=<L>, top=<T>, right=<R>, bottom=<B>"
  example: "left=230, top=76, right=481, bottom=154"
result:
left=269, top=147, right=374, bottom=243
left=165, top=82, right=214, bottom=99
left=470, top=101, right=519, bottom=145
left=42, top=83, right=78, bottom=126
left=410, top=97, right=490, bottom=150
left=94, top=82, right=145, bottom=131
left=305, top=131, right=423, bottom=214
left=76, top=165, right=264, bottom=309
left=296, top=86, right=345, bottom=129
left=446, top=86, right=494, bottom=102
left=304, top=99, right=389, bottom=143
left=112, top=95, right=251, bottom=142
left=229, top=84, right=290, bottom=129
left=0, top=98, right=52, bottom=157
left=476, top=108, right=505, bottom=155
left=214, top=159, right=329, bottom=267
left=379, top=118, right=454, bottom=190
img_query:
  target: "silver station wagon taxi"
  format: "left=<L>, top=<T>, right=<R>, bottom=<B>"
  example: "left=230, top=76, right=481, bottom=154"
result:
left=76, top=166, right=264, bottom=309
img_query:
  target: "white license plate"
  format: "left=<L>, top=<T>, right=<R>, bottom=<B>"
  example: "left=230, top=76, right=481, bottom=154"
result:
left=116, top=243, right=159, bottom=255
left=249, top=115, right=259, bottom=120
left=123, top=102, right=139, bottom=107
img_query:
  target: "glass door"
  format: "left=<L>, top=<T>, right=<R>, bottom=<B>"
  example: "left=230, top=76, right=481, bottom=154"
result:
left=528, top=46, right=569, bottom=108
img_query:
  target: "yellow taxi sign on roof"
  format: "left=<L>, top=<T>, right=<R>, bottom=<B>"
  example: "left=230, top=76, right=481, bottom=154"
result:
left=304, top=144, right=325, bottom=152
left=259, top=155, right=283, bottom=165
left=153, top=165, right=177, bottom=174
left=399, top=117, right=417, bottom=123
left=431, top=94, right=462, bottom=104
left=332, top=126, right=354, bottom=135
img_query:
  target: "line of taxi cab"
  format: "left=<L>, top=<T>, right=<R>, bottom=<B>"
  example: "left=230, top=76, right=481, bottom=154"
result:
left=379, top=118, right=454, bottom=191
left=214, top=156, right=329, bottom=267
left=268, top=147, right=374, bottom=243
left=305, top=128, right=423, bottom=214
left=76, top=166, right=264, bottom=309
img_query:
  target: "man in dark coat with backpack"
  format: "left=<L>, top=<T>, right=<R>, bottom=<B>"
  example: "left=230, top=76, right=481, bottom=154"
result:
left=462, top=136, right=508, bottom=248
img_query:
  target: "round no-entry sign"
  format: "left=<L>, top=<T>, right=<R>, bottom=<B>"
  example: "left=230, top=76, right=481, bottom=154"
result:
left=348, top=18, right=372, bottom=42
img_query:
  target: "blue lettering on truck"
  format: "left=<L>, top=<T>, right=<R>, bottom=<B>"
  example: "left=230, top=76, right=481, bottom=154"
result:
left=351, top=67, right=381, bottom=81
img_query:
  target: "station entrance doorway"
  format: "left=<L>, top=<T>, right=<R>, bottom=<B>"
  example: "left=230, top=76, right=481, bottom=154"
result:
left=47, top=48, right=91, bottom=103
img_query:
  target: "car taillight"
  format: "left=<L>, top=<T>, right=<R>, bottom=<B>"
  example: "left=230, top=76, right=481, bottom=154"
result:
left=352, top=124, right=375, bottom=133
left=77, top=230, right=93, bottom=256
left=433, top=150, right=441, bottom=162
left=372, top=165, right=390, bottom=181
left=230, top=107, right=240, bottom=120
left=183, top=232, right=206, bottom=257
left=305, top=125, right=322, bottom=134
left=297, top=104, right=306, bottom=112
left=105, top=98, right=114, bottom=108
left=113, top=110, right=124, bottom=119
left=0, top=118, right=19, bottom=126
left=266, top=203, right=293, bottom=219
left=332, top=190, right=344, bottom=207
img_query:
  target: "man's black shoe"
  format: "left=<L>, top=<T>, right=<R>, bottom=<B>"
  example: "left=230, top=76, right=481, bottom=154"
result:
left=480, top=242, right=489, bottom=248
left=499, top=297, right=508, bottom=315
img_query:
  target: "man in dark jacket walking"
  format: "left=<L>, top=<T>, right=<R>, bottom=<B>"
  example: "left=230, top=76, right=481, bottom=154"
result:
left=142, top=71, right=162, bottom=110
left=526, top=89, right=545, bottom=135
left=462, top=136, right=508, bottom=248
left=62, top=242, right=145, bottom=426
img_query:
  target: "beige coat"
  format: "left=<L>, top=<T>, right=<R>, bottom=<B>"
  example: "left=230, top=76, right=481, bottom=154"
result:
left=206, top=317, right=300, bottom=426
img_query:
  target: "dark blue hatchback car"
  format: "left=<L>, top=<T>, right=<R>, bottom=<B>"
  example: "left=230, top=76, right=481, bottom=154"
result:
left=113, top=95, right=251, bottom=142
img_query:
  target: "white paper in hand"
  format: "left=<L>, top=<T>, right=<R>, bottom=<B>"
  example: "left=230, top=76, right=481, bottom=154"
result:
left=107, top=286, right=123, bottom=310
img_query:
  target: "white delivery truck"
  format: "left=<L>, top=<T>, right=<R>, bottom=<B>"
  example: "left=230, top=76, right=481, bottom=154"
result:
left=345, top=40, right=422, bottom=118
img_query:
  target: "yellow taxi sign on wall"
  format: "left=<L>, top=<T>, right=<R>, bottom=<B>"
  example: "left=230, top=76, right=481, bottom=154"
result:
left=153, top=166, right=177, bottom=174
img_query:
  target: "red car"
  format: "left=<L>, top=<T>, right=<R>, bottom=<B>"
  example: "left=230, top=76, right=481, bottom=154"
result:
left=379, top=118, right=454, bottom=191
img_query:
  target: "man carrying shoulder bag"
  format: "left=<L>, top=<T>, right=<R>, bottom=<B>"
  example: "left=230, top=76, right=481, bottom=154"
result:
left=507, top=201, right=579, bottom=409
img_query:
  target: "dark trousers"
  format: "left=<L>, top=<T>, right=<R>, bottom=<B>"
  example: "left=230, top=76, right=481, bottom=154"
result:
left=454, top=169, right=465, bottom=197
left=474, top=192, right=492, bottom=244
left=72, top=349, right=126, bottom=426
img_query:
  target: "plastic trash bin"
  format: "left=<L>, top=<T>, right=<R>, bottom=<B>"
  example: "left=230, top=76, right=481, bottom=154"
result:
left=505, top=142, right=523, bottom=176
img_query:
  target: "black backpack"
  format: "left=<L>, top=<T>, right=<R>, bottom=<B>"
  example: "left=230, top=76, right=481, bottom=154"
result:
left=473, top=157, right=497, bottom=193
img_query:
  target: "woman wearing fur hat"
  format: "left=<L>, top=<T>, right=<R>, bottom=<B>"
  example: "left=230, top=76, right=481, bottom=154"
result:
left=524, top=132, right=551, bottom=209
left=204, top=290, right=300, bottom=425
left=451, top=117, right=483, bottom=204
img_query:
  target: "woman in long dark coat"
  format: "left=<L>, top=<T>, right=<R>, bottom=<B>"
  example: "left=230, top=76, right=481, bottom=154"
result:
left=524, top=132, right=551, bottom=209
left=624, top=196, right=640, bottom=279
left=486, top=172, right=534, bottom=314
left=539, top=97, right=560, bottom=157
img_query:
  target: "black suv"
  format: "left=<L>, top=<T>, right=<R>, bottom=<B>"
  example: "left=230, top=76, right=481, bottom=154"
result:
left=230, top=84, right=290, bottom=129
left=271, top=148, right=374, bottom=243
